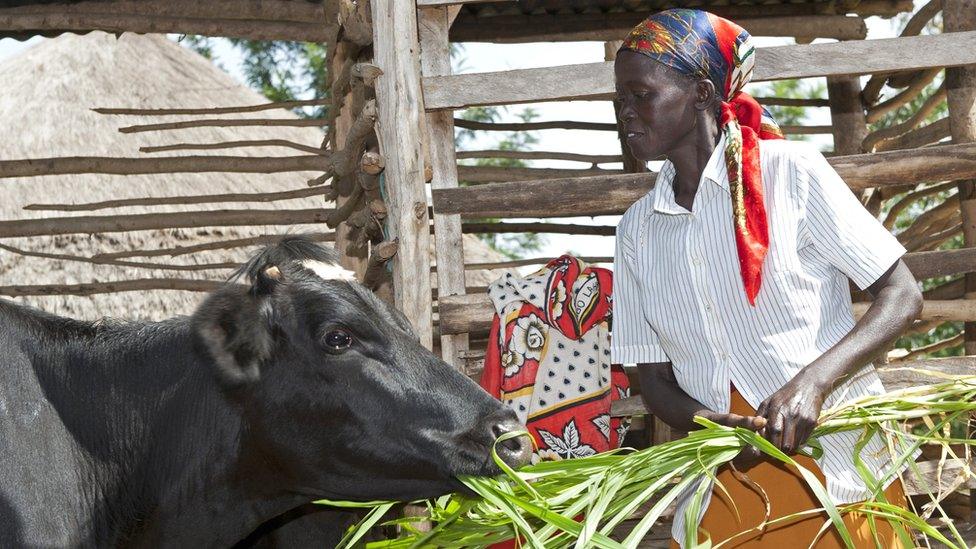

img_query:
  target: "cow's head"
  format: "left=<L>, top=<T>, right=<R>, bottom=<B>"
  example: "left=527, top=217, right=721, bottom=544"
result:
left=191, top=236, right=530, bottom=501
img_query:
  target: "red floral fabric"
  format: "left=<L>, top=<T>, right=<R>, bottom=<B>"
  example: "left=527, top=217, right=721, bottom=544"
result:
left=480, top=255, right=630, bottom=463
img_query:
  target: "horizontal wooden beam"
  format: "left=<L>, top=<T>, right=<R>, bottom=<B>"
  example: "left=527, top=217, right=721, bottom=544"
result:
left=139, top=140, right=327, bottom=156
left=904, top=248, right=976, bottom=280
left=451, top=14, right=867, bottom=44
left=416, top=0, right=502, bottom=6
left=457, top=165, right=622, bottom=183
left=93, top=232, right=336, bottom=260
left=456, top=150, right=623, bottom=164
left=0, top=278, right=230, bottom=297
left=118, top=118, right=327, bottom=134
left=433, top=142, right=976, bottom=218
left=460, top=222, right=616, bottom=236
left=424, top=31, right=976, bottom=110
left=94, top=98, right=329, bottom=116
left=0, top=155, right=330, bottom=178
left=853, top=299, right=976, bottom=322
left=24, top=186, right=332, bottom=212
left=0, top=208, right=332, bottom=238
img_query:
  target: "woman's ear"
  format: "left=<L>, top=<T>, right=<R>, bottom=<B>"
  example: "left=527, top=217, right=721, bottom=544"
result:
left=694, top=79, right=718, bottom=111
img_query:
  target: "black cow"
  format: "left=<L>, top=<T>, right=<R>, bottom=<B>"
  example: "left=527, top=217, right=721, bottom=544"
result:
left=0, top=237, right=530, bottom=547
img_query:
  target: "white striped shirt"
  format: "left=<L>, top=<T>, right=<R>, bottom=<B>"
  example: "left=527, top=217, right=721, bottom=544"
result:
left=611, top=135, right=907, bottom=545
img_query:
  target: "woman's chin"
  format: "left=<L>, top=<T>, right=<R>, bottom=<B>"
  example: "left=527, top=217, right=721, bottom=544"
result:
left=626, top=141, right=662, bottom=162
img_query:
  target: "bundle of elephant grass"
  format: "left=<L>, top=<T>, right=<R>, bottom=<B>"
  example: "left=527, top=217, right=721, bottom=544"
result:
left=324, top=372, right=976, bottom=549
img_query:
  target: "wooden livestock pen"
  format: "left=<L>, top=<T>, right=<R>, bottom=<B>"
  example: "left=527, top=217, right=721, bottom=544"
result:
left=1, top=0, right=975, bottom=543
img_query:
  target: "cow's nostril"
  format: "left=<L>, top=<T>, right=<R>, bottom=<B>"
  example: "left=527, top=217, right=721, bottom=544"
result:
left=489, top=418, right=532, bottom=469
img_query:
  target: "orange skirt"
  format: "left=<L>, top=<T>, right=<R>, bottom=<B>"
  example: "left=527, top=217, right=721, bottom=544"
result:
left=670, top=388, right=911, bottom=548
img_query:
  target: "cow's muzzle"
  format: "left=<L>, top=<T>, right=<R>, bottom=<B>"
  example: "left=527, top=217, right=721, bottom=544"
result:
left=479, top=411, right=532, bottom=470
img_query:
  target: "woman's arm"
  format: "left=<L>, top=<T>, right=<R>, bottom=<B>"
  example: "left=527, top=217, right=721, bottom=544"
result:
left=758, top=259, right=922, bottom=454
left=636, top=361, right=765, bottom=433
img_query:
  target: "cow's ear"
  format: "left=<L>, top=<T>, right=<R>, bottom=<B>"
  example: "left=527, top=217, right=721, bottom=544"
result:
left=192, top=286, right=274, bottom=387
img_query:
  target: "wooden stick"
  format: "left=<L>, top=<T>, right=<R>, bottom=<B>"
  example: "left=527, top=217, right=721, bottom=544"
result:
left=0, top=209, right=333, bottom=238
left=454, top=118, right=829, bottom=135
left=0, top=243, right=238, bottom=272
left=863, top=84, right=947, bottom=151
left=23, top=186, right=333, bottom=212
left=883, top=181, right=960, bottom=229
left=326, top=186, right=364, bottom=228
left=139, top=140, right=328, bottom=156
left=118, top=118, right=328, bottom=134
left=423, top=31, right=976, bottom=110
left=454, top=118, right=616, bottom=132
left=866, top=67, right=942, bottom=124
left=92, top=232, right=336, bottom=260
left=0, top=13, right=332, bottom=42
left=0, top=155, right=331, bottom=178
left=755, top=97, right=830, bottom=108
left=362, top=240, right=398, bottom=290
left=94, top=99, right=330, bottom=116
left=333, top=100, right=377, bottom=177
left=0, top=278, right=231, bottom=297
left=875, top=117, right=952, bottom=151
left=457, top=256, right=612, bottom=271
left=896, top=196, right=959, bottom=245
left=456, top=150, right=623, bottom=164
left=433, top=142, right=976, bottom=219
left=904, top=248, right=976, bottom=280
left=853, top=299, right=976, bottom=321
left=893, top=333, right=965, bottom=362
left=457, top=165, right=623, bottom=183
left=460, top=222, right=616, bottom=236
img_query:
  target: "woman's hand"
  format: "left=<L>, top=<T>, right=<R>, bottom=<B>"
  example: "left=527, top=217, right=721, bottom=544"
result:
left=756, top=377, right=827, bottom=455
left=699, top=409, right=767, bottom=469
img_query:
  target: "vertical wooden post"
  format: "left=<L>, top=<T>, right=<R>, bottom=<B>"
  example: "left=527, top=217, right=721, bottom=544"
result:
left=828, top=75, right=877, bottom=212
left=944, top=0, right=976, bottom=356
left=419, top=6, right=469, bottom=368
left=372, top=0, right=434, bottom=349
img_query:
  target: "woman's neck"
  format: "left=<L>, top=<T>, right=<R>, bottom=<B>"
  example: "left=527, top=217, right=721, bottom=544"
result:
left=667, top=117, right=721, bottom=212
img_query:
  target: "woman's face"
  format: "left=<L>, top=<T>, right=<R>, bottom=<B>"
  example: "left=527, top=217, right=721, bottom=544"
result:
left=614, top=51, right=700, bottom=161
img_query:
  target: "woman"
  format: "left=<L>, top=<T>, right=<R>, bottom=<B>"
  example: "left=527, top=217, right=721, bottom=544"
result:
left=610, top=9, right=923, bottom=548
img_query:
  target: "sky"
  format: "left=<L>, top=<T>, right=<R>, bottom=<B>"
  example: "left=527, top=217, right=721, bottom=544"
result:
left=0, top=8, right=914, bottom=269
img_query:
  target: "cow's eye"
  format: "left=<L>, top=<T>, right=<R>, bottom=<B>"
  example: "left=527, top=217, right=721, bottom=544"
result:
left=324, top=329, right=353, bottom=351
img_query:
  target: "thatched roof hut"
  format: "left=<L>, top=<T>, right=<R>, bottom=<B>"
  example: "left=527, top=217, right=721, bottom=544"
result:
left=0, top=31, right=508, bottom=321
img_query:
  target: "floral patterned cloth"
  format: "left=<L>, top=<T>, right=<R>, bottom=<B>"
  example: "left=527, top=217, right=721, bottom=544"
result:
left=620, top=9, right=785, bottom=305
left=480, top=256, right=630, bottom=463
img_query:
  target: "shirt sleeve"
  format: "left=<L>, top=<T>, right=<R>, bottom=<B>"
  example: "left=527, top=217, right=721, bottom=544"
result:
left=611, top=219, right=670, bottom=364
left=797, top=146, right=906, bottom=291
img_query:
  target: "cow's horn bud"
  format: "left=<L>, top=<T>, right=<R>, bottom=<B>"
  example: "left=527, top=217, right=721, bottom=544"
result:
left=264, top=266, right=283, bottom=281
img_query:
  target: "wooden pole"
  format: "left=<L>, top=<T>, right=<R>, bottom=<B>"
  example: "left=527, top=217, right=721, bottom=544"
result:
left=0, top=209, right=332, bottom=238
left=0, top=279, right=230, bottom=297
left=23, top=186, right=333, bottom=212
left=118, top=118, right=327, bottom=134
left=944, top=0, right=976, bottom=357
left=92, top=232, right=336, bottom=260
left=94, top=98, right=330, bottom=116
left=372, top=0, right=434, bottom=349
left=139, top=140, right=328, bottom=156
left=421, top=5, right=469, bottom=367
left=827, top=73, right=874, bottom=214
left=0, top=155, right=330, bottom=178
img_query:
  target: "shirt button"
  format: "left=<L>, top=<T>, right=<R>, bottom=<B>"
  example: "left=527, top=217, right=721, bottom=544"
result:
left=693, top=257, right=702, bottom=266
left=704, top=304, right=712, bottom=312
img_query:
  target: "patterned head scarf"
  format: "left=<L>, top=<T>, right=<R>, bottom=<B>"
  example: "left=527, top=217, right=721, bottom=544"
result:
left=620, top=9, right=784, bottom=305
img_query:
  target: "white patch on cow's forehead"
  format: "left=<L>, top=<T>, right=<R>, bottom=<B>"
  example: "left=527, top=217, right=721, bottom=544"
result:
left=301, top=259, right=357, bottom=282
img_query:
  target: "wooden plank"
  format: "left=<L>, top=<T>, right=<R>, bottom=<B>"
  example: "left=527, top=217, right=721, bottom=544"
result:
left=373, top=0, right=434, bottom=349
left=421, top=5, right=469, bottom=368
left=450, top=14, right=867, bottom=43
left=904, top=248, right=976, bottom=280
left=433, top=142, right=976, bottom=219
left=945, top=0, right=976, bottom=356
left=853, top=299, right=976, bottom=322
left=423, top=31, right=976, bottom=110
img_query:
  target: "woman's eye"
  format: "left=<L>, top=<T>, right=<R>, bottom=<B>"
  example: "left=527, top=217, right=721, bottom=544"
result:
left=324, top=329, right=353, bottom=351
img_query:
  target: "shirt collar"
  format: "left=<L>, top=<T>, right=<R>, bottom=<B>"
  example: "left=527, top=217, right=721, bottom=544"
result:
left=653, top=133, right=729, bottom=215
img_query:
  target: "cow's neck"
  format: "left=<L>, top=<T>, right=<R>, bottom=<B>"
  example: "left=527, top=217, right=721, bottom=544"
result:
left=19, top=312, right=306, bottom=546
